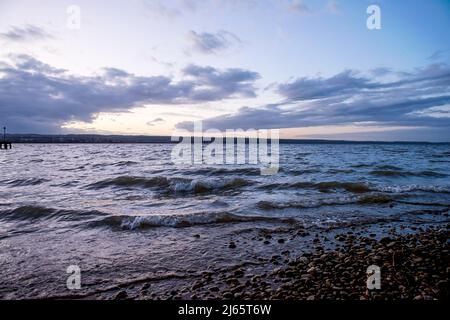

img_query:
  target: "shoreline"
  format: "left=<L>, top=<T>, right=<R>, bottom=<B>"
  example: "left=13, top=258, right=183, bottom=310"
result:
left=130, top=224, right=449, bottom=301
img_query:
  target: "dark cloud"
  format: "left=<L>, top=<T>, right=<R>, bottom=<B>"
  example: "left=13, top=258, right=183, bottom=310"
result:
left=0, top=55, right=260, bottom=133
left=177, top=64, right=450, bottom=136
left=0, top=24, right=52, bottom=42
left=188, top=30, right=241, bottom=54
left=182, top=64, right=259, bottom=100
left=146, top=118, right=165, bottom=126
left=277, top=70, right=372, bottom=101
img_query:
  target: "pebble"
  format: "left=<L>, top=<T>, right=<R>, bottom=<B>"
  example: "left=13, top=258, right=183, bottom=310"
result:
left=160, top=227, right=449, bottom=301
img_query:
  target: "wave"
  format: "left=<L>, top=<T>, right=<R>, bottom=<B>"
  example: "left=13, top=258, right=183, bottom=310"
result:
left=259, top=180, right=450, bottom=194
left=350, top=163, right=376, bottom=168
left=370, top=170, right=447, bottom=178
left=431, top=152, right=450, bottom=158
left=87, top=175, right=252, bottom=194
left=0, top=205, right=56, bottom=220
left=170, top=178, right=251, bottom=193
left=356, top=194, right=394, bottom=204
left=88, top=176, right=171, bottom=189
left=91, top=160, right=138, bottom=168
left=1, top=178, right=49, bottom=187
left=257, top=193, right=394, bottom=210
left=375, top=165, right=402, bottom=170
left=260, top=181, right=372, bottom=193
left=429, top=159, right=450, bottom=163
left=374, top=185, right=450, bottom=194
left=0, top=205, right=107, bottom=222
left=114, top=160, right=138, bottom=167
left=327, top=168, right=355, bottom=174
left=59, top=165, right=86, bottom=172
left=174, top=167, right=262, bottom=176
left=381, top=148, right=409, bottom=154
left=95, top=212, right=296, bottom=230
left=283, top=168, right=321, bottom=175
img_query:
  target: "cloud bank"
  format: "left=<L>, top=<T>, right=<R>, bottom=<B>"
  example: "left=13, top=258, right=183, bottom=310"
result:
left=0, top=55, right=260, bottom=133
left=177, top=64, right=450, bottom=134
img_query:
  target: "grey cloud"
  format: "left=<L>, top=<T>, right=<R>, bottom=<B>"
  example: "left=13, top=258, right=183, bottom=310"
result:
left=0, top=55, right=260, bottom=133
left=143, top=0, right=181, bottom=17
left=177, top=64, right=450, bottom=134
left=143, top=0, right=197, bottom=18
left=277, top=70, right=372, bottom=101
left=188, top=30, right=241, bottom=54
left=278, top=64, right=450, bottom=101
left=0, top=24, right=52, bottom=42
left=146, top=118, right=165, bottom=126
left=370, top=67, right=392, bottom=77
left=182, top=64, right=260, bottom=100
left=103, top=67, right=131, bottom=78
left=288, top=0, right=310, bottom=13
left=427, top=49, right=448, bottom=61
left=12, top=54, right=65, bottom=74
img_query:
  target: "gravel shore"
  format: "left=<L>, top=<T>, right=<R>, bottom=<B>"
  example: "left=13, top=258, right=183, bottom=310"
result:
left=151, top=225, right=449, bottom=301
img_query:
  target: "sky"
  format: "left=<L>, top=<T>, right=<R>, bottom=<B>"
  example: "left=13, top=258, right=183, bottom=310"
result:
left=0, top=0, right=449, bottom=141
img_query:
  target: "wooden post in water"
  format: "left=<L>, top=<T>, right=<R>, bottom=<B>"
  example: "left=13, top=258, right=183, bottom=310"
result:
left=1, top=126, right=11, bottom=150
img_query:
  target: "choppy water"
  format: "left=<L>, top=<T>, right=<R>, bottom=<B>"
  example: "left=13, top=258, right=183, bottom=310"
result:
left=0, top=143, right=449, bottom=298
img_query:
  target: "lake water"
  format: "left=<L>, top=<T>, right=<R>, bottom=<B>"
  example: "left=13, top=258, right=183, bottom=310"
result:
left=0, top=143, right=449, bottom=298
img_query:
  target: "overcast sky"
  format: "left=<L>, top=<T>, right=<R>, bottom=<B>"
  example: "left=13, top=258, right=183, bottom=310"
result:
left=0, top=0, right=449, bottom=141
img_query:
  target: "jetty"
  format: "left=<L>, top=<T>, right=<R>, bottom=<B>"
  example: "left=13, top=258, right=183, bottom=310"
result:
left=1, top=126, right=12, bottom=150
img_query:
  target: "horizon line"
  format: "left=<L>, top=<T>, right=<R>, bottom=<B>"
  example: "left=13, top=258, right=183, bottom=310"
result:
left=4, top=133, right=450, bottom=144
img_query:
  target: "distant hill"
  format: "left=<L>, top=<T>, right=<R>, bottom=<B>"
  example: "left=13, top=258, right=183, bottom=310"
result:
left=6, top=134, right=173, bottom=144
left=3, top=134, right=448, bottom=145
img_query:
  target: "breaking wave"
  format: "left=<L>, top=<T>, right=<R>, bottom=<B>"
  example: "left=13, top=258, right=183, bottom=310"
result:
left=87, top=175, right=253, bottom=194
left=95, top=212, right=296, bottom=230
left=374, top=185, right=450, bottom=194
left=257, top=193, right=395, bottom=210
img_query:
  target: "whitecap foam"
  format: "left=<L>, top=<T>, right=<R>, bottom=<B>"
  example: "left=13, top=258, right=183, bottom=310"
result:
left=375, top=185, right=450, bottom=194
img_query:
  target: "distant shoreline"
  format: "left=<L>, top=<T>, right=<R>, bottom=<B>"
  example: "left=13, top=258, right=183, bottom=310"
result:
left=4, top=134, right=450, bottom=145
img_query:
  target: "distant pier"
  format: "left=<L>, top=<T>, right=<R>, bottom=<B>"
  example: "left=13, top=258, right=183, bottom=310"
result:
left=0, top=141, right=12, bottom=149
left=1, top=126, right=12, bottom=149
